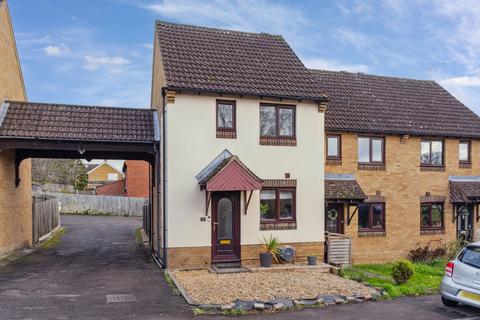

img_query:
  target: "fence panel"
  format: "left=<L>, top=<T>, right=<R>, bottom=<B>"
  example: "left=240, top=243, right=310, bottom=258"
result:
left=58, top=195, right=148, bottom=217
left=33, top=198, right=60, bottom=243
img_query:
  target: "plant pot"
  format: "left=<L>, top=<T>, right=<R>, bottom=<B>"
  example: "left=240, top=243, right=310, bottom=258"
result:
left=307, top=255, right=317, bottom=266
left=260, top=253, right=272, bottom=267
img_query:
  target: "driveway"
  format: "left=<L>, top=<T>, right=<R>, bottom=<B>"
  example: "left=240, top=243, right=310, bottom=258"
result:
left=0, top=215, right=479, bottom=320
left=0, top=215, right=190, bottom=320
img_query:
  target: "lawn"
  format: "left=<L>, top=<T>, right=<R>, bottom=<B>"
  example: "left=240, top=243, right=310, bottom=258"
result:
left=342, top=260, right=446, bottom=298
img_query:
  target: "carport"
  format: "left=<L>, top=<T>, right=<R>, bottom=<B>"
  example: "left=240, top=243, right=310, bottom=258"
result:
left=0, top=100, right=164, bottom=265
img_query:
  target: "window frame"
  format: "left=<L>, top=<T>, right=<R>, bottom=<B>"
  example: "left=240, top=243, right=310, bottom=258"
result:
left=327, top=134, right=342, bottom=160
left=358, top=202, right=386, bottom=232
left=216, top=99, right=236, bottom=133
left=358, top=136, right=385, bottom=164
left=260, top=188, right=296, bottom=223
left=459, top=140, right=471, bottom=164
left=420, top=202, right=444, bottom=230
left=259, top=103, right=296, bottom=139
left=420, top=139, right=445, bottom=167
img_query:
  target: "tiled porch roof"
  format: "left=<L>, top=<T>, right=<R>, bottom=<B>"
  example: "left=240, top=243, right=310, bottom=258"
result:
left=325, top=175, right=367, bottom=201
left=450, top=180, right=480, bottom=203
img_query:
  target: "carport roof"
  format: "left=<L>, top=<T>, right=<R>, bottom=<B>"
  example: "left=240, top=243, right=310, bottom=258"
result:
left=0, top=101, right=159, bottom=143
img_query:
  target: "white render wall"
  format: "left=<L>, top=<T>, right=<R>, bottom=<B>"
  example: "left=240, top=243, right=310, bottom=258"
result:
left=166, top=93, right=325, bottom=248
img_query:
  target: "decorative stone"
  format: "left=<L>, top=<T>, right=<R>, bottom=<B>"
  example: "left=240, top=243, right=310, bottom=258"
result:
left=273, top=303, right=284, bottom=310
left=234, top=300, right=254, bottom=311
left=364, top=294, right=373, bottom=300
left=315, top=298, right=325, bottom=304
left=253, top=303, right=265, bottom=310
left=334, top=297, right=346, bottom=304
left=269, top=299, right=294, bottom=308
left=220, top=304, right=234, bottom=311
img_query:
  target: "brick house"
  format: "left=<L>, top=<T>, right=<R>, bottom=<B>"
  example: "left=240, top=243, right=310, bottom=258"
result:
left=151, top=21, right=327, bottom=268
left=0, top=0, right=32, bottom=257
left=313, top=70, right=480, bottom=264
left=86, top=161, right=124, bottom=191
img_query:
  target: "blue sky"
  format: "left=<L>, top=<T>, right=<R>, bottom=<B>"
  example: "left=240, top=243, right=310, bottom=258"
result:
left=9, top=0, right=480, bottom=114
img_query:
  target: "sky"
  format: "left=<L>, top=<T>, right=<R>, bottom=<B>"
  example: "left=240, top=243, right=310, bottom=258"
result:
left=8, top=0, right=480, bottom=115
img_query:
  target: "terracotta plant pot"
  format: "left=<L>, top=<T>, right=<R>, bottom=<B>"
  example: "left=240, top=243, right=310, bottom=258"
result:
left=260, top=252, right=272, bottom=267
left=307, top=255, right=317, bottom=266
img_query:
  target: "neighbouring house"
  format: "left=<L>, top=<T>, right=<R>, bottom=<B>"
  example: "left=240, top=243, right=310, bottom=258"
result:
left=95, top=180, right=125, bottom=196
left=0, top=0, right=32, bottom=256
left=151, top=21, right=327, bottom=268
left=313, top=70, right=480, bottom=264
left=86, top=161, right=124, bottom=191
left=123, top=160, right=150, bottom=198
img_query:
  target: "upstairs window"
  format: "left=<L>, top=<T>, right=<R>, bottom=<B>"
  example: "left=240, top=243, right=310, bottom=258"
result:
left=358, top=203, right=385, bottom=231
left=358, top=137, right=384, bottom=164
left=327, top=134, right=341, bottom=160
left=459, top=140, right=471, bottom=164
left=420, top=140, right=444, bottom=166
left=216, top=100, right=236, bottom=138
left=420, top=203, right=444, bottom=230
left=260, top=104, right=295, bottom=139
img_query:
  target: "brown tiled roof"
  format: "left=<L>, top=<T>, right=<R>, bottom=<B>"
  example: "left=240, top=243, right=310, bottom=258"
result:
left=155, top=21, right=326, bottom=101
left=0, top=101, right=157, bottom=143
left=311, top=70, right=480, bottom=138
left=450, top=181, right=480, bottom=203
left=325, top=179, right=367, bottom=200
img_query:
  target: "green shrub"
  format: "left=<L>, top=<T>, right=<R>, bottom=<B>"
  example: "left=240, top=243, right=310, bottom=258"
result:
left=391, top=260, right=415, bottom=284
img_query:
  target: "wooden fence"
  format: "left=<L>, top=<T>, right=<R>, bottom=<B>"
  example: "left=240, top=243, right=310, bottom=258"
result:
left=33, top=198, right=61, bottom=244
left=58, top=195, right=148, bottom=217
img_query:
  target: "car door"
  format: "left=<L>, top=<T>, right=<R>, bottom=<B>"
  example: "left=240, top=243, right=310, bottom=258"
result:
left=453, top=245, right=480, bottom=291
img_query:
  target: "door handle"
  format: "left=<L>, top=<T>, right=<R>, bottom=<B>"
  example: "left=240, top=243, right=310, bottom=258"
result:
left=213, top=222, right=218, bottom=232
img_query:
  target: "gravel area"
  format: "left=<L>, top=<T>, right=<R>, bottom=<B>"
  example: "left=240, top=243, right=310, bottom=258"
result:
left=170, top=269, right=377, bottom=305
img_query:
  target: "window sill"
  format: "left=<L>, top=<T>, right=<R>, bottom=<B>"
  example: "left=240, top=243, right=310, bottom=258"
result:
left=420, top=229, right=445, bottom=235
left=260, top=137, right=296, bottom=146
left=358, top=230, right=386, bottom=237
left=459, top=162, right=472, bottom=169
left=420, top=166, right=445, bottom=172
left=260, top=221, right=297, bottom=230
left=326, top=159, right=342, bottom=165
left=358, top=163, right=386, bottom=171
left=216, top=131, right=236, bottom=139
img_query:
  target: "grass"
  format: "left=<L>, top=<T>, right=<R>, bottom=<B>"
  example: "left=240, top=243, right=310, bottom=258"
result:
left=342, top=259, right=446, bottom=299
left=41, top=227, right=66, bottom=249
left=134, top=228, right=143, bottom=244
left=164, top=271, right=181, bottom=296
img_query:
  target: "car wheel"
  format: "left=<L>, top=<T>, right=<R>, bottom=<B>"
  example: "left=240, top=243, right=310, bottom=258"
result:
left=441, top=296, right=459, bottom=307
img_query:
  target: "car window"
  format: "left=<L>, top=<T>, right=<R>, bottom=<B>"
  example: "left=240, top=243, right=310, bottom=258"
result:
left=460, top=246, right=480, bottom=269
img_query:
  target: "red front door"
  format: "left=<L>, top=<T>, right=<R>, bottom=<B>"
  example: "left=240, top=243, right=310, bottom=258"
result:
left=325, top=203, right=344, bottom=234
left=211, top=191, right=241, bottom=263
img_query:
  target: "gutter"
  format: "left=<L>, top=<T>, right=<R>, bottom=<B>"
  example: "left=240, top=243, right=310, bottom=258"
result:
left=161, top=88, right=168, bottom=268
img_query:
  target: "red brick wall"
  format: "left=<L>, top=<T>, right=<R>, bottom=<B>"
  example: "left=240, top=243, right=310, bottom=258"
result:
left=96, top=180, right=125, bottom=196
left=124, top=160, right=150, bottom=198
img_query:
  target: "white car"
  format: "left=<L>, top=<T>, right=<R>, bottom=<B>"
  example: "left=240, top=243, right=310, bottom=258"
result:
left=440, top=242, right=480, bottom=308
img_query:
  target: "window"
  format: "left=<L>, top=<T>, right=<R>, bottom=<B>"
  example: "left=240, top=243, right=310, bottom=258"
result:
left=358, top=137, right=384, bottom=164
left=260, top=104, right=295, bottom=138
left=458, top=246, right=480, bottom=269
left=107, top=173, right=118, bottom=181
left=260, top=188, right=295, bottom=222
left=216, top=100, right=236, bottom=131
left=420, top=140, right=444, bottom=166
left=358, top=203, right=385, bottom=231
left=327, top=135, right=341, bottom=159
left=459, top=141, right=471, bottom=163
left=420, top=203, right=444, bottom=230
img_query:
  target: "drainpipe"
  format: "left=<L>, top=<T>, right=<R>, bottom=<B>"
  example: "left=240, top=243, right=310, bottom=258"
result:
left=161, top=88, right=168, bottom=268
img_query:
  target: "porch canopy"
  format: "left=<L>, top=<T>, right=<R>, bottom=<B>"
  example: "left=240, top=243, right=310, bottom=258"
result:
left=0, top=101, right=160, bottom=185
left=449, top=177, right=480, bottom=223
left=325, top=174, right=367, bottom=226
left=196, top=150, right=262, bottom=214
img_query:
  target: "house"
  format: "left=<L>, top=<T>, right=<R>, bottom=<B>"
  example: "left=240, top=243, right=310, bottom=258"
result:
left=86, top=161, right=124, bottom=191
left=123, top=160, right=150, bottom=198
left=151, top=21, right=327, bottom=268
left=313, top=70, right=480, bottom=264
left=0, top=0, right=32, bottom=257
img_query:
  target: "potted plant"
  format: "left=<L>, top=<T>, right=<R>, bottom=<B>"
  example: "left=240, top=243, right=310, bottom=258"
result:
left=260, top=234, right=279, bottom=267
left=307, top=254, right=317, bottom=266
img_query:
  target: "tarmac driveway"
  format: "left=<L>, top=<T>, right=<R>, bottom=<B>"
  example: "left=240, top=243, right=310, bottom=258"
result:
left=0, top=215, right=479, bottom=320
left=0, top=215, right=190, bottom=320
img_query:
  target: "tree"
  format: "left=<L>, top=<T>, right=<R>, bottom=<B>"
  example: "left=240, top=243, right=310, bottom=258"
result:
left=32, top=159, right=88, bottom=190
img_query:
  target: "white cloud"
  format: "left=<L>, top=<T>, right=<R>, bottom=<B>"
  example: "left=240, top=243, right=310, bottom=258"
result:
left=142, top=43, right=153, bottom=49
left=304, top=57, right=370, bottom=73
left=440, top=75, right=480, bottom=87
left=43, top=44, right=70, bottom=57
left=83, top=55, right=130, bottom=71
